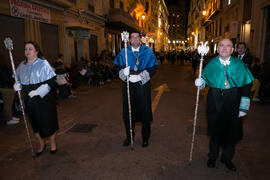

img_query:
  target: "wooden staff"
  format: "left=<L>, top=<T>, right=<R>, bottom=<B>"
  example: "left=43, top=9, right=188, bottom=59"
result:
left=189, top=41, right=209, bottom=163
left=121, top=31, right=134, bottom=150
left=4, top=37, right=35, bottom=157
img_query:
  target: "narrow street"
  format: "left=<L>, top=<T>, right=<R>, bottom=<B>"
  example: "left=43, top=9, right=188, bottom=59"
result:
left=0, top=62, right=269, bottom=180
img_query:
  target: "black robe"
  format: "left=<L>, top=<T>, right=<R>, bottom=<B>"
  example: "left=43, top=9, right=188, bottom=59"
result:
left=121, top=67, right=158, bottom=123
left=206, top=84, right=251, bottom=144
left=22, top=77, right=58, bottom=138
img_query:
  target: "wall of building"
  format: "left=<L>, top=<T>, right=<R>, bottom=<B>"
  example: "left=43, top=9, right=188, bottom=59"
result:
left=251, top=0, right=270, bottom=62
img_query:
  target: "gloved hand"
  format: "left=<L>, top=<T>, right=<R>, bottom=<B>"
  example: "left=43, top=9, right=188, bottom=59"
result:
left=28, top=90, right=39, bottom=98
left=13, top=82, right=22, bottom=91
left=238, top=96, right=250, bottom=118
left=129, top=75, right=142, bottom=83
left=195, top=78, right=203, bottom=87
left=123, top=66, right=130, bottom=76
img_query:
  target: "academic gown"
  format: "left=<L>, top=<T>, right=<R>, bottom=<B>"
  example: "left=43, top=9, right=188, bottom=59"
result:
left=114, top=45, right=159, bottom=123
left=202, top=56, right=254, bottom=144
left=16, top=58, right=58, bottom=138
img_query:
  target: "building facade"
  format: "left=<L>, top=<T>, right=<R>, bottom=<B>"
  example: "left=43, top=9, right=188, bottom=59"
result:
left=167, top=1, right=186, bottom=51
left=187, top=0, right=270, bottom=62
left=0, top=0, right=172, bottom=65
left=0, top=0, right=109, bottom=64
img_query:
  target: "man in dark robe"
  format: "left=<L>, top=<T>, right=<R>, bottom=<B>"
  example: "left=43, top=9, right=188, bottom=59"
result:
left=114, top=31, right=159, bottom=147
left=195, top=39, right=254, bottom=171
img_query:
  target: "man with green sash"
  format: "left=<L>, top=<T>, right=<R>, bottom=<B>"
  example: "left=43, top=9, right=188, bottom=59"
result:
left=195, top=38, right=254, bottom=171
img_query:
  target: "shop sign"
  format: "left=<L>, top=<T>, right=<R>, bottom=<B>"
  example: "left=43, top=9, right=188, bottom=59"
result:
left=9, top=0, right=51, bottom=23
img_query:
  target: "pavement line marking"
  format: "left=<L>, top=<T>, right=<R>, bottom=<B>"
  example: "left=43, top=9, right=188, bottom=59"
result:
left=152, top=83, right=170, bottom=113
left=58, top=122, right=77, bottom=136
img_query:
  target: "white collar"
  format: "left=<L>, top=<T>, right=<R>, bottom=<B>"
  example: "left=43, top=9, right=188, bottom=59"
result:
left=219, top=57, right=230, bottom=65
left=239, top=53, right=245, bottom=58
left=132, top=46, right=140, bottom=52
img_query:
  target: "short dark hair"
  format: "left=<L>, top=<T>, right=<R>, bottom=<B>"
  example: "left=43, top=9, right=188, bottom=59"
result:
left=58, top=54, right=63, bottom=58
left=238, top=42, right=247, bottom=48
left=130, top=31, right=142, bottom=38
left=25, top=41, right=43, bottom=58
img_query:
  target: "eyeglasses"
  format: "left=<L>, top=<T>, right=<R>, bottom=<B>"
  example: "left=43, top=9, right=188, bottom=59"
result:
left=130, top=36, right=140, bottom=39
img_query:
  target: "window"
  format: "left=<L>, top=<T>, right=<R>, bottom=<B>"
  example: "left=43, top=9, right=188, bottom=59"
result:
left=215, top=21, right=218, bottom=37
left=219, top=18, right=222, bottom=35
left=224, top=25, right=230, bottom=32
left=120, top=1, right=124, bottom=10
left=68, top=0, right=76, bottom=4
left=88, top=4, right=94, bottom=12
left=110, top=0, right=114, bottom=8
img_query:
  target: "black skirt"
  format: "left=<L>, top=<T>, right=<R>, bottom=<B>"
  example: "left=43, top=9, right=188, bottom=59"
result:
left=22, top=77, right=58, bottom=138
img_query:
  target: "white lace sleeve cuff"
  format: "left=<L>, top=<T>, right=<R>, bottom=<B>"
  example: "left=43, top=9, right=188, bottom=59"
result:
left=139, top=70, right=150, bottom=85
left=119, top=69, right=127, bottom=81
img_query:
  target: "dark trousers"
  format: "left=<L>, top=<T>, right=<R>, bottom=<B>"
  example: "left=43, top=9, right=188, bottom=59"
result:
left=209, top=136, right=235, bottom=161
left=124, top=119, right=151, bottom=141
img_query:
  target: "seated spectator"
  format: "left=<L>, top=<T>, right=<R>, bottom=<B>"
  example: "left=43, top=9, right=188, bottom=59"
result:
left=258, top=62, right=270, bottom=103
left=0, top=54, right=19, bottom=125
left=251, top=57, right=261, bottom=101
left=55, top=61, right=75, bottom=99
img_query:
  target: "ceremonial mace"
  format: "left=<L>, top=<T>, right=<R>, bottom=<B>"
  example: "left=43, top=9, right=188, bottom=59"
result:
left=189, top=41, right=209, bottom=163
left=4, top=38, right=35, bottom=157
left=121, top=31, right=134, bottom=150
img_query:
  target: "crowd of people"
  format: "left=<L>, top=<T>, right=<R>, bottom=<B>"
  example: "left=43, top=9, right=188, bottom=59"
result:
left=76, top=51, right=117, bottom=87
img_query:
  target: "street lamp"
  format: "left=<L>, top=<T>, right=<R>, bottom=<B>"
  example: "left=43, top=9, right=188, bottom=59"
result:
left=142, top=15, right=145, bottom=20
left=202, top=10, right=207, bottom=16
left=141, top=15, right=146, bottom=33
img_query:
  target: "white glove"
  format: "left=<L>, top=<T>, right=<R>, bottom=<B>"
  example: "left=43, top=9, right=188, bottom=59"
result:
left=195, top=78, right=203, bottom=87
left=123, top=66, right=130, bottom=76
left=28, top=90, right=39, bottom=98
left=129, top=75, right=142, bottom=83
left=238, top=111, right=247, bottom=117
left=13, top=82, right=22, bottom=91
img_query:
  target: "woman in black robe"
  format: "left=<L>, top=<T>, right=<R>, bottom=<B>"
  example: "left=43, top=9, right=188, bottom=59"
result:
left=14, top=41, right=58, bottom=155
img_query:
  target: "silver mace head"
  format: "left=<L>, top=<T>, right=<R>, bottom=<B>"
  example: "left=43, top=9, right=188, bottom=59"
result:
left=197, top=41, right=209, bottom=57
left=121, top=31, right=129, bottom=43
left=4, top=37, right=14, bottom=51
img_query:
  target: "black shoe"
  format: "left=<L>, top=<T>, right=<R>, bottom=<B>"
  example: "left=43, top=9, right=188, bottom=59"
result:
left=50, top=148, right=57, bottom=154
left=221, top=160, right=236, bottom=171
left=36, top=144, right=46, bottom=156
left=122, top=139, right=131, bottom=146
left=142, top=140, right=149, bottom=148
left=207, top=158, right=216, bottom=168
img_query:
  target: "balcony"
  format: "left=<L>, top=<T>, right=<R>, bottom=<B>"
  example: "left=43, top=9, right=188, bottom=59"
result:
left=202, top=1, right=222, bottom=26
left=106, top=8, right=140, bottom=32
left=26, top=0, right=74, bottom=9
left=48, top=0, right=74, bottom=8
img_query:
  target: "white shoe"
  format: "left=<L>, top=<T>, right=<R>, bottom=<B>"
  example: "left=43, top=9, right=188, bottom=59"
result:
left=12, top=117, right=20, bottom=121
left=68, top=94, right=77, bottom=98
left=252, top=97, right=260, bottom=102
left=7, top=119, right=20, bottom=125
